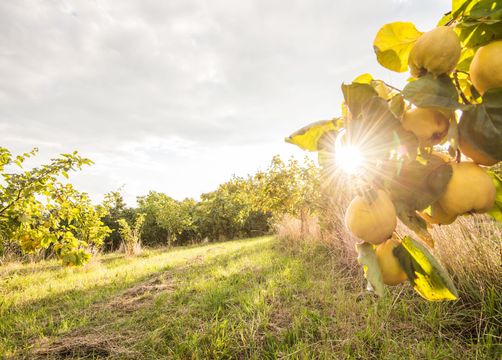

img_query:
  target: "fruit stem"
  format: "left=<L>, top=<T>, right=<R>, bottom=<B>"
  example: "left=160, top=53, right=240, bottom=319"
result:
left=381, top=81, right=402, bottom=93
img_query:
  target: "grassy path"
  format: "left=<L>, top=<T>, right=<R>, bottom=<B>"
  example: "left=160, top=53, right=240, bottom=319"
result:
left=0, top=236, right=497, bottom=359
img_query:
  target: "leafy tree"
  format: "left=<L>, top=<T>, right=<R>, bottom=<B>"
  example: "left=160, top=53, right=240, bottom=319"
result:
left=137, top=192, right=193, bottom=246
left=0, top=147, right=110, bottom=265
left=101, top=190, right=135, bottom=251
left=117, top=213, right=145, bottom=256
left=251, top=156, right=321, bottom=235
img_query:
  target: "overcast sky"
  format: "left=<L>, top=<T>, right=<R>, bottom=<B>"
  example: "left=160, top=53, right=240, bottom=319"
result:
left=0, top=0, right=448, bottom=205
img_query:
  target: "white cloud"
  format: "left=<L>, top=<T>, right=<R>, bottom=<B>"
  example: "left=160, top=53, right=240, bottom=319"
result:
left=0, top=0, right=448, bottom=205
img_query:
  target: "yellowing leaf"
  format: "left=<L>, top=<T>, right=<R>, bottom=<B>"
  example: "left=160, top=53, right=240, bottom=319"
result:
left=396, top=236, right=458, bottom=301
left=356, top=242, right=385, bottom=297
left=373, top=22, right=422, bottom=72
left=285, top=118, right=343, bottom=151
left=353, top=73, right=373, bottom=84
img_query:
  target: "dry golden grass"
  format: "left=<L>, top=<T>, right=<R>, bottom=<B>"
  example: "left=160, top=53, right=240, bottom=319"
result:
left=275, top=187, right=502, bottom=355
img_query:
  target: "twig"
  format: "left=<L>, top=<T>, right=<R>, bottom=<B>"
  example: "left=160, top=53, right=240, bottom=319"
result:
left=452, top=71, right=470, bottom=105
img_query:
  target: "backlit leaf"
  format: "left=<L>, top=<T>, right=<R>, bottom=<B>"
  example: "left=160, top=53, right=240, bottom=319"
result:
left=356, top=242, right=385, bottom=297
left=389, top=157, right=453, bottom=212
left=285, top=119, right=343, bottom=151
left=341, top=83, right=378, bottom=119
left=395, top=236, right=458, bottom=301
left=353, top=73, right=373, bottom=84
left=373, top=22, right=423, bottom=72
left=351, top=97, right=402, bottom=160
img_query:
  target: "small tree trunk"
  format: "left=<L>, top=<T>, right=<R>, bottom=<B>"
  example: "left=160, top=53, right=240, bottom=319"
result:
left=300, top=209, right=306, bottom=238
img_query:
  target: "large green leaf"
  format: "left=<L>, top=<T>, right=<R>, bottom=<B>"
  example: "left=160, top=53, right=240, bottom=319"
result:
left=341, top=83, right=378, bottom=119
left=457, top=20, right=502, bottom=48
left=451, top=0, right=484, bottom=19
left=456, top=1, right=502, bottom=48
left=458, top=88, right=502, bottom=161
left=468, top=0, right=502, bottom=20
left=373, top=22, right=423, bottom=72
left=394, top=236, right=458, bottom=301
left=350, top=97, right=402, bottom=160
left=487, top=171, right=502, bottom=222
left=285, top=119, right=343, bottom=151
left=389, top=157, right=453, bottom=212
left=402, top=74, right=462, bottom=110
left=356, top=242, right=385, bottom=297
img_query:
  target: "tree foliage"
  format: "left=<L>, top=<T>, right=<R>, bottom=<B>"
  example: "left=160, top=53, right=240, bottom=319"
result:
left=118, top=213, right=145, bottom=256
left=0, top=147, right=110, bottom=265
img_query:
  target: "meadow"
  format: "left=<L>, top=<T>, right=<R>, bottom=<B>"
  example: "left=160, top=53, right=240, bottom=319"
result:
left=1, top=235, right=500, bottom=359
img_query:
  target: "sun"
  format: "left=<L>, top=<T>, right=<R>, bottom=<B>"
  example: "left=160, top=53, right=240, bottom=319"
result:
left=335, top=145, right=364, bottom=175
left=333, top=129, right=365, bottom=175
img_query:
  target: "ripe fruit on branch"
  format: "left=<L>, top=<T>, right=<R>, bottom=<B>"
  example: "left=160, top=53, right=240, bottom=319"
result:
left=469, top=40, right=502, bottom=95
left=408, top=26, right=461, bottom=78
left=401, top=108, right=450, bottom=147
left=376, top=237, right=408, bottom=285
left=344, top=189, right=396, bottom=244
left=459, top=136, right=498, bottom=166
left=437, top=162, right=496, bottom=216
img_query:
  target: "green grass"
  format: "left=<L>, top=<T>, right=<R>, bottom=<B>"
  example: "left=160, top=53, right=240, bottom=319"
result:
left=1, top=236, right=500, bottom=359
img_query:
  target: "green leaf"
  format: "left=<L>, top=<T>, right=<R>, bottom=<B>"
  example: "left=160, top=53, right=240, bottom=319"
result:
left=452, top=0, right=483, bottom=19
left=350, top=97, right=402, bottom=160
left=458, top=88, right=502, bottom=161
left=456, top=47, right=476, bottom=72
left=373, top=22, right=423, bottom=72
left=456, top=1, right=502, bottom=49
left=395, top=236, right=458, bottom=301
left=468, top=0, right=502, bottom=20
left=487, top=171, right=502, bottom=222
left=341, top=83, right=378, bottom=119
left=285, top=119, right=343, bottom=151
left=460, top=22, right=502, bottom=49
left=402, top=74, right=461, bottom=109
left=389, top=157, right=453, bottom=212
left=356, top=242, right=386, bottom=297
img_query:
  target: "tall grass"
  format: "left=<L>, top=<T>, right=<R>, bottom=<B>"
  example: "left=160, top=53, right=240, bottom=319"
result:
left=275, top=181, right=502, bottom=354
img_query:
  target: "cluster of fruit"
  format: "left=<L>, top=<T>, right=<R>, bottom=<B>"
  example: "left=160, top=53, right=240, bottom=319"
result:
left=344, top=26, right=500, bottom=286
left=286, top=2, right=500, bottom=299
left=401, top=26, right=499, bottom=224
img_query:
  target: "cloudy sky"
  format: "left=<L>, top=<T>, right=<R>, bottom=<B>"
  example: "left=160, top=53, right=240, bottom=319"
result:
left=1, top=0, right=448, bottom=205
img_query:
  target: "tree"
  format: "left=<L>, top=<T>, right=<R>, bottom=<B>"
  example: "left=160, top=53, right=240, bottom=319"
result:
left=101, top=190, right=135, bottom=251
left=137, top=191, right=193, bottom=246
left=117, top=213, right=145, bottom=256
left=285, top=0, right=502, bottom=301
left=251, top=156, right=321, bottom=236
left=0, top=147, right=110, bottom=265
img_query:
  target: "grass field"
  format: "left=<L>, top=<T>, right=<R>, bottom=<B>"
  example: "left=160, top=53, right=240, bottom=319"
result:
left=1, top=236, right=500, bottom=359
